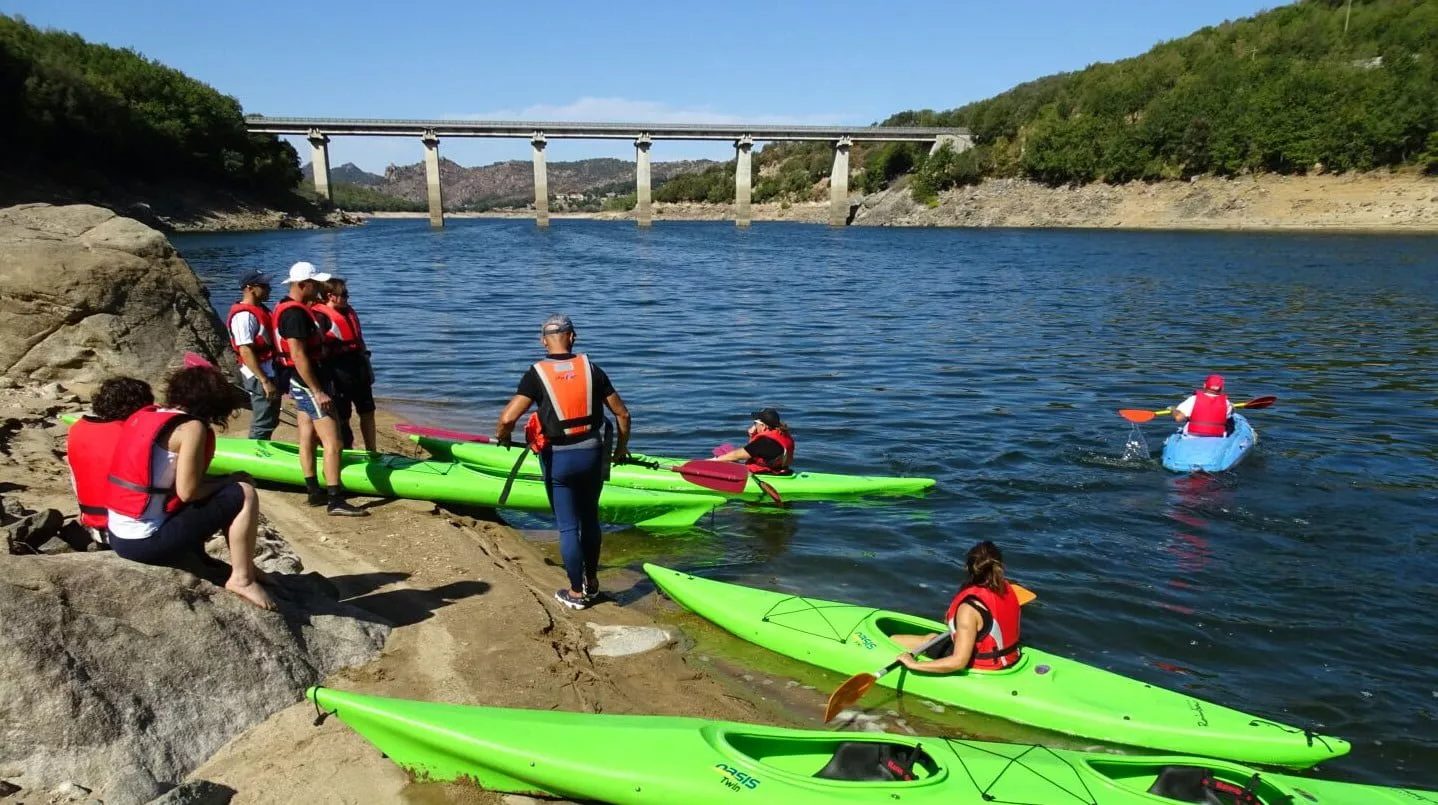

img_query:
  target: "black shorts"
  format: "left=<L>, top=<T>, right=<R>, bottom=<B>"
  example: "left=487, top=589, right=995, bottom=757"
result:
left=329, top=354, right=375, bottom=414
left=110, top=483, right=245, bottom=566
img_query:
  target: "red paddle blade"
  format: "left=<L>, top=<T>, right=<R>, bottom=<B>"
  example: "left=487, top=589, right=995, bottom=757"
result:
left=183, top=351, right=216, bottom=369
left=394, top=423, right=494, bottom=443
left=1118, top=409, right=1158, bottom=423
left=1237, top=395, right=1278, bottom=410
left=753, top=477, right=784, bottom=504
left=672, top=460, right=751, bottom=494
left=824, top=673, right=878, bottom=723
left=1012, top=582, right=1036, bottom=605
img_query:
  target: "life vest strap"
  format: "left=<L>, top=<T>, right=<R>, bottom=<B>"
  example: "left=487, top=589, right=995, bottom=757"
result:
left=973, top=640, right=1023, bottom=660
left=79, top=504, right=108, bottom=515
left=107, top=475, right=169, bottom=495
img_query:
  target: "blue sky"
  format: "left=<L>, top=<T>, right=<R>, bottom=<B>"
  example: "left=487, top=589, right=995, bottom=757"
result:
left=6, top=0, right=1281, bottom=172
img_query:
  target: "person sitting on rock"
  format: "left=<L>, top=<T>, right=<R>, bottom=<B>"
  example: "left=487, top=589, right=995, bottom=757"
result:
left=66, top=376, right=155, bottom=545
left=105, top=365, right=275, bottom=610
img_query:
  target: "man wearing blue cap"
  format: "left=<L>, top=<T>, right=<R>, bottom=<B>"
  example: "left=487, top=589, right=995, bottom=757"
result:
left=226, top=270, right=280, bottom=440
left=495, top=313, right=631, bottom=610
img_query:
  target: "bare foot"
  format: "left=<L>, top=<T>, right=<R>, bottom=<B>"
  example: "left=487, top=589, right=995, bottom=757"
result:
left=225, top=578, right=277, bottom=611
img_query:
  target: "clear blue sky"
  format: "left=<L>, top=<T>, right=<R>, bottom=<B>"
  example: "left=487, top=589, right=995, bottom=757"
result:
left=6, top=0, right=1281, bottom=172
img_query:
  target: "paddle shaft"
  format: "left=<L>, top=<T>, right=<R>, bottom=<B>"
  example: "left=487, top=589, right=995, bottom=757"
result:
left=876, top=631, right=951, bottom=679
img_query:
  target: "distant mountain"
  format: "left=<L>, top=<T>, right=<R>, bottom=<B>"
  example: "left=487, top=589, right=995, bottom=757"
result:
left=302, top=156, right=718, bottom=211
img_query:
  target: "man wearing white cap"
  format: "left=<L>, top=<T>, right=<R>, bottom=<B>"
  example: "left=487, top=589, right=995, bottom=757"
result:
left=273, top=261, right=366, bottom=517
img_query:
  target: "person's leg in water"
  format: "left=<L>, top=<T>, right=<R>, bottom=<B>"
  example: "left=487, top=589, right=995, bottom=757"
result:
left=544, top=444, right=602, bottom=608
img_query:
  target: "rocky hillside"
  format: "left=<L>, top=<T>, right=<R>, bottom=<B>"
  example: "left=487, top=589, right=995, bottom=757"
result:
left=304, top=157, right=717, bottom=211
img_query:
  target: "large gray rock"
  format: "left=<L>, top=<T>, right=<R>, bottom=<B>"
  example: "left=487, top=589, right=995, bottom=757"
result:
left=0, top=553, right=390, bottom=804
left=0, top=203, right=233, bottom=389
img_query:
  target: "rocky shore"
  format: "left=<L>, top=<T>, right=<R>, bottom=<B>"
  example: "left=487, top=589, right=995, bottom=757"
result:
left=852, top=171, right=1438, bottom=230
left=0, top=203, right=800, bottom=805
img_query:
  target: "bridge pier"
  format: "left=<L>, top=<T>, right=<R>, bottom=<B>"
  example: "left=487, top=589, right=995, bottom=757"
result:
left=532, top=133, right=550, bottom=228
left=422, top=130, right=444, bottom=229
left=734, top=136, right=753, bottom=228
left=635, top=134, right=652, bottom=228
left=829, top=137, right=852, bottom=228
left=307, top=130, right=332, bottom=202
left=929, top=133, right=974, bottom=156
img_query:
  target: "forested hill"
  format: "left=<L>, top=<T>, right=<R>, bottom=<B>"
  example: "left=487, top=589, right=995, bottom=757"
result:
left=660, top=0, right=1438, bottom=205
left=0, top=14, right=301, bottom=204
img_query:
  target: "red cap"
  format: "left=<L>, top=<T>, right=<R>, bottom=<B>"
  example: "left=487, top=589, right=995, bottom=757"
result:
left=1203, top=374, right=1225, bottom=392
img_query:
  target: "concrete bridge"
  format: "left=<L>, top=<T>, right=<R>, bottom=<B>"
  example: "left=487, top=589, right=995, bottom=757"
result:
left=244, top=116, right=971, bottom=228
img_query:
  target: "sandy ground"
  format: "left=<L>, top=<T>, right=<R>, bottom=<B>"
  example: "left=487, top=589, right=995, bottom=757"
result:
left=2, top=387, right=801, bottom=804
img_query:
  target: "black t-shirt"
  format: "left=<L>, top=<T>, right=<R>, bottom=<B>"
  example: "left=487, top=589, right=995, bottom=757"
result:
left=517, top=353, right=614, bottom=445
left=276, top=305, right=318, bottom=342
left=743, top=436, right=785, bottom=463
left=276, top=305, right=325, bottom=385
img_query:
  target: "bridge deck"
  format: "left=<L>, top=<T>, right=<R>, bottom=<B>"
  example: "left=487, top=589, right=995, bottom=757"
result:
left=245, top=116, right=968, bottom=142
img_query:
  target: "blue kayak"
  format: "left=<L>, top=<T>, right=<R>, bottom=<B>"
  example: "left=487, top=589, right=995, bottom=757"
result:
left=1161, top=413, right=1257, bottom=473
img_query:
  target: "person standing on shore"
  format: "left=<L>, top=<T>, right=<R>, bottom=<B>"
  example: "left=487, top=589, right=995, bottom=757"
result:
left=495, top=314, right=631, bottom=610
left=313, top=277, right=376, bottom=452
left=226, top=270, right=280, bottom=440
left=273, top=262, right=367, bottom=517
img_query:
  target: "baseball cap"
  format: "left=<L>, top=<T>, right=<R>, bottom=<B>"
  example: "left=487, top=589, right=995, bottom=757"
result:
left=283, top=261, right=331, bottom=285
left=752, top=407, right=782, bottom=428
left=540, top=313, right=575, bottom=335
left=239, top=270, right=270, bottom=288
left=1203, top=374, right=1225, bottom=392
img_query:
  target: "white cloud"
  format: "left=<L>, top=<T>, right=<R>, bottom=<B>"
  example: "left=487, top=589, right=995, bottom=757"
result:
left=443, top=96, right=855, bottom=127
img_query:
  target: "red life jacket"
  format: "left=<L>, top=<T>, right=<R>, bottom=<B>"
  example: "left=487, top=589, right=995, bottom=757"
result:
left=1186, top=391, right=1230, bottom=437
left=745, top=429, right=795, bottom=475
left=106, top=407, right=216, bottom=520
left=945, top=583, right=1022, bottom=671
left=272, top=298, right=324, bottom=369
left=226, top=302, right=276, bottom=366
left=312, top=303, right=365, bottom=357
left=533, top=355, right=603, bottom=442
left=67, top=417, right=126, bottom=529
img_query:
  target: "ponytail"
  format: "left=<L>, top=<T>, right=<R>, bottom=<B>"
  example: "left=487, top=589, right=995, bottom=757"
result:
left=965, top=540, right=1007, bottom=595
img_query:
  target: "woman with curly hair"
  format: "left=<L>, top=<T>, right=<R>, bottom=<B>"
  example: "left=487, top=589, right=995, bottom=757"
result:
left=106, top=365, right=274, bottom=610
left=67, top=376, right=154, bottom=539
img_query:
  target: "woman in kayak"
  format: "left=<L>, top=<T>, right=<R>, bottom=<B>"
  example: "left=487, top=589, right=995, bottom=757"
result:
left=892, top=541, right=1022, bottom=673
left=712, top=407, right=794, bottom=474
left=1173, top=374, right=1234, bottom=437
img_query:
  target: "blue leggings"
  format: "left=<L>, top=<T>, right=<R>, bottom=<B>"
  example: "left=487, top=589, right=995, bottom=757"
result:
left=540, top=443, right=604, bottom=592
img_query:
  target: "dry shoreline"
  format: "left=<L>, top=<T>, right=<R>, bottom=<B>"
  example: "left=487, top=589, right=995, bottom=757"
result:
left=357, top=172, right=1438, bottom=232
left=0, top=382, right=820, bottom=803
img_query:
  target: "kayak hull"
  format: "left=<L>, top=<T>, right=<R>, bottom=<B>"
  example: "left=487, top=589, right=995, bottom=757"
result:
left=1161, top=413, right=1256, bottom=473
left=204, top=438, right=724, bottom=528
left=643, top=564, right=1347, bottom=768
left=411, top=435, right=937, bottom=500
left=309, top=687, right=1424, bottom=805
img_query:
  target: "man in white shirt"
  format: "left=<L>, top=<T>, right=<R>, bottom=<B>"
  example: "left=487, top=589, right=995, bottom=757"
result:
left=226, top=271, right=280, bottom=440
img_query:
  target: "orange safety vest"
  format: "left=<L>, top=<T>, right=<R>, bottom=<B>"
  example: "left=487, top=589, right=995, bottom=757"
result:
left=945, top=583, right=1023, bottom=671
left=532, top=355, right=602, bottom=442
left=1186, top=391, right=1230, bottom=437
left=312, top=303, right=365, bottom=356
left=106, top=407, right=216, bottom=520
left=745, top=430, right=795, bottom=475
left=226, top=302, right=276, bottom=366
left=67, top=417, right=126, bottom=528
left=272, top=298, right=324, bottom=369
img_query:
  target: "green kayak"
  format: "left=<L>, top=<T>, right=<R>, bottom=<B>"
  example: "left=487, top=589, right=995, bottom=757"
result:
left=204, top=439, right=723, bottom=528
left=644, top=564, right=1348, bottom=769
left=411, top=435, right=937, bottom=501
left=58, top=413, right=721, bottom=529
left=309, top=687, right=1428, bottom=804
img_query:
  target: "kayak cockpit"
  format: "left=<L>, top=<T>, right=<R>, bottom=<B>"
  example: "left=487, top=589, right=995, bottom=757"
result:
left=1087, top=758, right=1291, bottom=804
left=718, top=730, right=945, bottom=783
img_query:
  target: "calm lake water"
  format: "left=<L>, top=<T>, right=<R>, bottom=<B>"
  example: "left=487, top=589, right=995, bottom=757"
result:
left=175, top=219, right=1438, bottom=789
